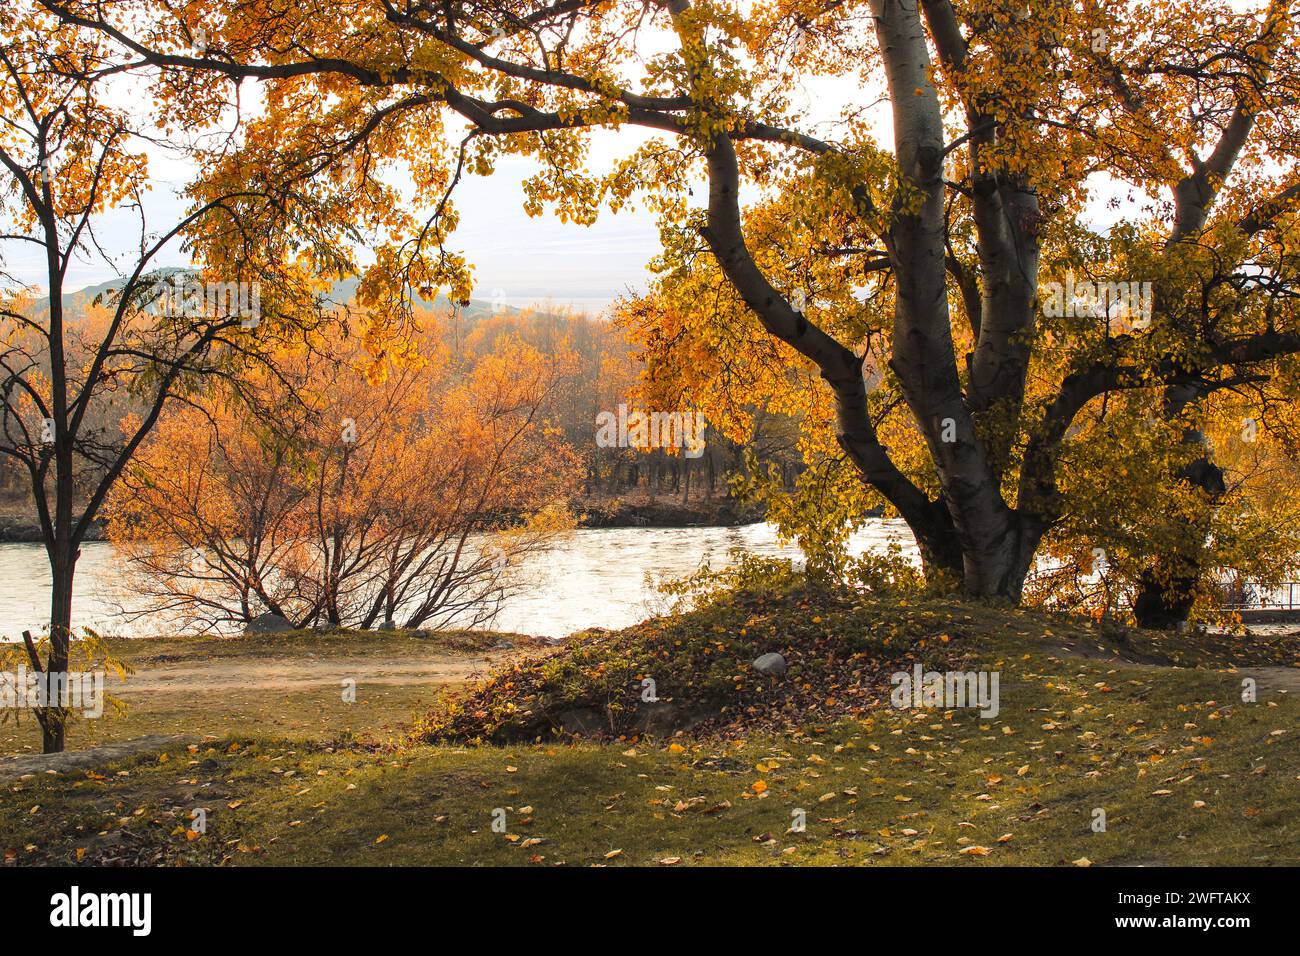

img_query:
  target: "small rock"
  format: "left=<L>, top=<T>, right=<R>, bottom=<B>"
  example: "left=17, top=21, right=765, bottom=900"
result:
left=244, top=612, right=295, bottom=634
left=752, top=652, right=787, bottom=677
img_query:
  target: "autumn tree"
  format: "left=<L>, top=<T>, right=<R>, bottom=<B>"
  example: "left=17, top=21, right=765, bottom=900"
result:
left=1022, top=382, right=1300, bottom=622
left=39, top=0, right=1300, bottom=613
left=108, top=325, right=580, bottom=633
left=0, top=4, right=325, bottom=751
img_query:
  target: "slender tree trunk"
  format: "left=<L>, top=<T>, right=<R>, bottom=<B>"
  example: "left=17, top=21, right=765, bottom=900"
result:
left=42, top=548, right=75, bottom=753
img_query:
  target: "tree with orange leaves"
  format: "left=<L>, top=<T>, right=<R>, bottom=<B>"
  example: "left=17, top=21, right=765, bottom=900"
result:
left=107, top=326, right=580, bottom=633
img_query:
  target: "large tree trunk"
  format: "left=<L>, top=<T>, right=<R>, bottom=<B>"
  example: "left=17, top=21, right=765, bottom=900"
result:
left=1132, top=568, right=1199, bottom=630
left=675, top=0, right=1034, bottom=600
left=870, top=0, right=1020, bottom=598
left=1131, top=384, right=1226, bottom=629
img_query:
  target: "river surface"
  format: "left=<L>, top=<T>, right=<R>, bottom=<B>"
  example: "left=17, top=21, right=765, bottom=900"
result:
left=0, top=520, right=918, bottom=640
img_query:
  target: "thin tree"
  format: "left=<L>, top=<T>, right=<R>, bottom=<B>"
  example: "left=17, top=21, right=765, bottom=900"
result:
left=0, top=8, right=319, bottom=751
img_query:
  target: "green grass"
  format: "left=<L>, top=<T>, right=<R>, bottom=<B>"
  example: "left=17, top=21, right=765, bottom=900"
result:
left=0, top=628, right=523, bottom=756
left=1, top=593, right=1297, bottom=866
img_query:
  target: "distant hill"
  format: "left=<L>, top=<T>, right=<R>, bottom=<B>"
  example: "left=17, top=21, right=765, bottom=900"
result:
left=321, top=277, right=518, bottom=320
left=32, top=271, right=519, bottom=320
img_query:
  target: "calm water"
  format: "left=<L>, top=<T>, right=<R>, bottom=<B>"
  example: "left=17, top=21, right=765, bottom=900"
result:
left=0, top=520, right=918, bottom=640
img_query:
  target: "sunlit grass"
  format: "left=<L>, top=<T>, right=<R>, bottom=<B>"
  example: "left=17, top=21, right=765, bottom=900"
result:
left=2, top=596, right=1295, bottom=866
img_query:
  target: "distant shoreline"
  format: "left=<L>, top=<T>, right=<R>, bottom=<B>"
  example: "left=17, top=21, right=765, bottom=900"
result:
left=0, top=515, right=108, bottom=544
left=576, top=495, right=765, bottom=529
left=0, top=496, right=767, bottom=543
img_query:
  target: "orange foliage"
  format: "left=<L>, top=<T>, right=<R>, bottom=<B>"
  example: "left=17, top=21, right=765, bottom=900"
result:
left=107, top=324, right=581, bottom=632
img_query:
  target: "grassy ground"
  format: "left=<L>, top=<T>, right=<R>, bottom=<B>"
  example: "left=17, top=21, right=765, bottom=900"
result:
left=1, top=592, right=1296, bottom=867
left=0, top=629, right=527, bottom=756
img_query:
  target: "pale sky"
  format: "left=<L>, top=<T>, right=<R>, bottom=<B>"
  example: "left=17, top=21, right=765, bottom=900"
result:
left=10, top=136, right=666, bottom=315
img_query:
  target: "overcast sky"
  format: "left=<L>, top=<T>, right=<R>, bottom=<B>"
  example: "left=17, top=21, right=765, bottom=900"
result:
left=0, top=17, right=874, bottom=315
left=4, top=142, right=665, bottom=315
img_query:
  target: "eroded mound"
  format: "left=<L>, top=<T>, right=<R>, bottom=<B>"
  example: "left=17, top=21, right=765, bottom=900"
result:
left=411, top=589, right=1031, bottom=743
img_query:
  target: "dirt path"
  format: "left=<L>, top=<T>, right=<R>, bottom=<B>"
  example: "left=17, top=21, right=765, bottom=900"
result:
left=109, top=652, right=519, bottom=695
left=1042, top=638, right=1300, bottom=696
left=0, top=642, right=549, bottom=776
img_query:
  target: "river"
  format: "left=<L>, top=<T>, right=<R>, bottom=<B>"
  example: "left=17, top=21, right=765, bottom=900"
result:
left=0, top=520, right=919, bottom=640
